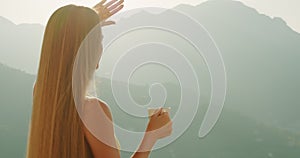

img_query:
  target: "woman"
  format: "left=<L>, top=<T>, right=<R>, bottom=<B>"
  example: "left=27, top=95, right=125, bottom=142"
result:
left=26, top=1, right=172, bottom=158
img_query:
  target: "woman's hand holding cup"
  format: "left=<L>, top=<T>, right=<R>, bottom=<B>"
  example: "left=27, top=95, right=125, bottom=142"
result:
left=146, top=107, right=173, bottom=140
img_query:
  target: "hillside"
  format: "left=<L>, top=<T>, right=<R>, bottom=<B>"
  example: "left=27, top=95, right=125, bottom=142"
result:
left=0, top=16, right=44, bottom=74
left=96, top=77, right=300, bottom=158
left=0, top=0, right=300, bottom=157
left=0, top=63, right=35, bottom=157
left=174, top=0, right=300, bottom=131
left=0, top=63, right=299, bottom=157
left=97, top=0, right=300, bottom=132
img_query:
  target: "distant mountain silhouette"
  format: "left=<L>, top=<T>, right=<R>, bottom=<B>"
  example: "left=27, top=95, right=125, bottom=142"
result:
left=0, top=63, right=299, bottom=158
left=173, top=0, right=300, bottom=131
left=0, top=1, right=300, bottom=157
left=0, top=16, right=44, bottom=74
left=97, top=0, right=300, bottom=132
left=0, top=0, right=299, bottom=130
left=0, top=0, right=299, bottom=131
left=0, top=63, right=34, bottom=158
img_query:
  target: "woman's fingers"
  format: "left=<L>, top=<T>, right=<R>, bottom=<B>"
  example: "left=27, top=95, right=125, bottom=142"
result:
left=109, top=4, right=124, bottom=17
left=93, top=0, right=124, bottom=23
left=107, top=0, right=124, bottom=11
left=93, top=0, right=107, bottom=9
left=152, top=108, right=163, bottom=117
left=104, top=0, right=118, bottom=8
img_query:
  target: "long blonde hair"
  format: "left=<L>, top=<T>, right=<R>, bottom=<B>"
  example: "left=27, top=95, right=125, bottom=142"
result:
left=26, top=5, right=101, bottom=158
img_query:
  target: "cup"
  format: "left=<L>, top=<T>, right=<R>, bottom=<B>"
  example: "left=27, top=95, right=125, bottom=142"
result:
left=147, top=107, right=171, bottom=117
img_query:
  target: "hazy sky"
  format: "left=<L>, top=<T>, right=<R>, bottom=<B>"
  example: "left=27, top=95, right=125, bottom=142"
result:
left=1, top=0, right=299, bottom=33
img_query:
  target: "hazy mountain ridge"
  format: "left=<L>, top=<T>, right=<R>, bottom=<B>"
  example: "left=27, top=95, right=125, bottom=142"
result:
left=172, top=0, right=300, bottom=131
left=0, top=63, right=34, bottom=158
left=176, top=0, right=300, bottom=35
left=97, top=0, right=300, bottom=132
left=1, top=63, right=299, bottom=158
left=1, top=0, right=300, bottom=157
left=1, top=0, right=299, bottom=131
left=0, top=16, right=44, bottom=74
left=0, top=0, right=299, bottom=73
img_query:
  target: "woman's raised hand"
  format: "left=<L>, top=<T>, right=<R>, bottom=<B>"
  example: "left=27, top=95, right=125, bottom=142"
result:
left=146, top=108, right=173, bottom=140
left=93, top=0, right=124, bottom=26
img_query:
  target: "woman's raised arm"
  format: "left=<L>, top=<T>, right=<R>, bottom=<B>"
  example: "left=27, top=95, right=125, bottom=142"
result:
left=93, top=0, right=124, bottom=26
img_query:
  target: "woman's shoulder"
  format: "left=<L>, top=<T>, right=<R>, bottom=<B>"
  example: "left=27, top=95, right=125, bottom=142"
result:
left=84, top=96, right=112, bottom=120
left=85, top=96, right=109, bottom=108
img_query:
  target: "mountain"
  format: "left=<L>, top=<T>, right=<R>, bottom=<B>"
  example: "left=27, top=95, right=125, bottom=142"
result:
left=95, top=0, right=300, bottom=132
left=173, top=0, right=300, bottom=131
left=0, top=16, right=44, bottom=74
left=0, top=63, right=35, bottom=158
left=95, top=75, right=300, bottom=158
left=0, top=63, right=299, bottom=158
left=1, top=0, right=300, bottom=157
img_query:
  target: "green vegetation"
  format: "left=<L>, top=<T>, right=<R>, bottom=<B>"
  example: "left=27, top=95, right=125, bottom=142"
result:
left=0, top=0, right=299, bottom=157
left=0, top=63, right=34, bottom=158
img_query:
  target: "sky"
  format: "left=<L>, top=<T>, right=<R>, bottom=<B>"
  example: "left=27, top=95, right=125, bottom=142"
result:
left=0, top=0, right=299, bottom=33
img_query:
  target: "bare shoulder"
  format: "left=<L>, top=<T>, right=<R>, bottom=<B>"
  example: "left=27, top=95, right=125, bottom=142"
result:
left=84, top=97, right=113, bottom=121
left=82, top=97, right=119, bottom=158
